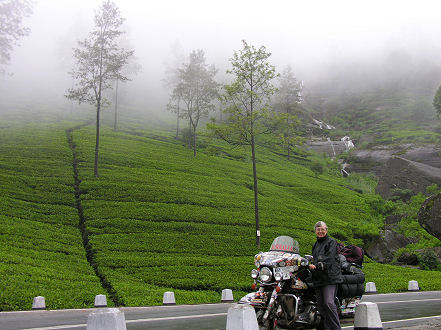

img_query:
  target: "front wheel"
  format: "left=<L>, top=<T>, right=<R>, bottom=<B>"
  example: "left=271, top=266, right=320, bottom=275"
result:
left=256, top=309, right=275, bottom=330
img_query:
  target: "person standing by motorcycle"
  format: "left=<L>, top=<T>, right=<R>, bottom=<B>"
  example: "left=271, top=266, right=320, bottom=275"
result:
left=309, top=221, right=343, bottom=330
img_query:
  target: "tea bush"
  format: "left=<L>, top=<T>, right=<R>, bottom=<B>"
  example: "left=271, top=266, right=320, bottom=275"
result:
left=2, top=121, right=440, bottom=310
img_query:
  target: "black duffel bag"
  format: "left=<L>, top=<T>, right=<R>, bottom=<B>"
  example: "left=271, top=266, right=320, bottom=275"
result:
left=342, top=267, right=365, bottom=284
left=338, top=282, right=364, bottom=298
left=338, top=267, right=365, bottom=298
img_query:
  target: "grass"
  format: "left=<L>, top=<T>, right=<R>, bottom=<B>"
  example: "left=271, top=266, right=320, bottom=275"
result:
left=0, top=118, right=440, bottom=310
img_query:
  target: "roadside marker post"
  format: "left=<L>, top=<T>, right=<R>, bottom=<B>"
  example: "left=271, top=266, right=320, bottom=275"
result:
left=94, top=294, right=107, bottom=307
left=365, top=282, right=377, bottom=294
left=221, top=289, right=234, bottom=303
left=354, top=302, right=382, bottom=330
left=163, top=291, right=176, bottom=305
left=408, top=280, right=419, bottom=291
left=32, top=296, right=46, bottom=310
left=86, top=308, right=126, bottom=330
left=226, top=304, right=259, bottom=330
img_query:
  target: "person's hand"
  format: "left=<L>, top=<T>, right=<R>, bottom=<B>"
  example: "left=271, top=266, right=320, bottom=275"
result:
left=309, top=264, right=316, bottom=271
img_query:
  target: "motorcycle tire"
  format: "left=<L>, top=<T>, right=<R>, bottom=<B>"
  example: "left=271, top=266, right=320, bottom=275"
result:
left=256, top=310, right=275, bottom=330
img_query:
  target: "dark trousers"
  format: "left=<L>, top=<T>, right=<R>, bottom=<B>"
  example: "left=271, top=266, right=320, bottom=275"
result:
left=315, top=284, right=341, bottom=330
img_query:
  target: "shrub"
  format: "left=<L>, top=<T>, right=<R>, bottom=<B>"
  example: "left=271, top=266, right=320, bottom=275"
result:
left=389, top=188, right=413, bottom=202
left=418, top=250, right=441, bottom=271
left=179, top=127, right=193, bottom=145
left=310, top=160, right=324, bottom=176
left=426, top=184, right=439, bottom=196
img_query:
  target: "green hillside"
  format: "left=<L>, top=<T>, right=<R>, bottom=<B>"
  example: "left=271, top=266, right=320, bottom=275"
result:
left=0, top=122, right=105, bottom=311
left=1, top=119, right=441, bottom=311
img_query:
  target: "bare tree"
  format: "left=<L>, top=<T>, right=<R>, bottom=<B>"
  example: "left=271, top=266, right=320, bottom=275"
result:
left=173, top=49, right=219, bottom=156
left=112, top=34, right=141, bottom=131
left=208, top=40, right=278, bottom=248
left=56, top=14, right=90, bottom=116
left=275, top=65, right=303, bottom=159
left=113, top=56, right=141, bottom=131
left=163, top=41, right=185, bottom=138
left=66, top=0, right=134, bottom=177
left=166, top=92, right=182, bottom=139
left=0, top=0, right=33, bottom=73
left=433, top=84, right=441, bottom=118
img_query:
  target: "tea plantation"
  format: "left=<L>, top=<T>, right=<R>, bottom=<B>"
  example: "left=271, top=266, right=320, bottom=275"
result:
left=0, top=122, right=105, bottom=311
left=1, top=120, right=440, bottom=310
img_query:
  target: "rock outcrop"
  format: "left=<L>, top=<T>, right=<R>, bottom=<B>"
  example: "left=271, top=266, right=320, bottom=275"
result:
left=418, top=193, right=441, bottom=241
left=365, top=229, right=417, bottom=263
left=376, top=157, right=441, bottom=200
left=349, top=145, right=441, bottom=200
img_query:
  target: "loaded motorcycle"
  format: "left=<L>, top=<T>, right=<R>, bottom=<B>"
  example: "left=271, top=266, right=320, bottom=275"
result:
left=239, top=236, right=364, bottom=329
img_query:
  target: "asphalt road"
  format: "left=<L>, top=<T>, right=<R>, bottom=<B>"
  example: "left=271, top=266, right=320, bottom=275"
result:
left=1, top=291, right=440, bottom=329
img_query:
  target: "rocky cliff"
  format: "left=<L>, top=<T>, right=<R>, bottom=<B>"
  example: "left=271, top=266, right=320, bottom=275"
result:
left=350, top=144, right=441, bottom=200
left=418, top=193, right=441, bottom=241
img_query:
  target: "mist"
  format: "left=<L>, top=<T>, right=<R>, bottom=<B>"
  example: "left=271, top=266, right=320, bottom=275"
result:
left=2, top=0, right=441, bottom=123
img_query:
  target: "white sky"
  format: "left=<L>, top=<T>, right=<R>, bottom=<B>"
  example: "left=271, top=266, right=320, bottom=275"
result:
left=2, top=0, right=441, bottom=111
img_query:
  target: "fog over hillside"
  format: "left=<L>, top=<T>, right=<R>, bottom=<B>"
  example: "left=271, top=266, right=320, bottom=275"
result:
left=1, top=0, right=441, bottom=122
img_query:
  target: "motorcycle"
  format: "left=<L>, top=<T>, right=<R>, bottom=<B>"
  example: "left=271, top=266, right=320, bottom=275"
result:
left=239, top=236, right=365, bottom=329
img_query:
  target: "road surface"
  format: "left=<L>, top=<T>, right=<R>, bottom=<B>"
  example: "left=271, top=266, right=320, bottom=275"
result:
left=1, top=291, right=440, bottom=329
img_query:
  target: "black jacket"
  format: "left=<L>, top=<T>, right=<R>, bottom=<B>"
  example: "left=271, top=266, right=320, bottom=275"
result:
left=311, top=235, right=343, bottom=286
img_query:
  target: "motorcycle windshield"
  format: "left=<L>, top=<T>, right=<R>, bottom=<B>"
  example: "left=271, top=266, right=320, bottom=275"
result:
left=270, top=236, right=299, bottom=253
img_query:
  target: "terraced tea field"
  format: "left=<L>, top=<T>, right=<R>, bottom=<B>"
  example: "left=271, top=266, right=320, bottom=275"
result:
left=1, top=120, right=440, bottom=310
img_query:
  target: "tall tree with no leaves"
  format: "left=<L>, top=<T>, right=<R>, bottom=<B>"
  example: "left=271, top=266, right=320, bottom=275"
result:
left=66, top=0, right=133, bottom=177
left=433, top=84, right=441, bottom=118
left=0, top=0, right=33, bottom=73
left=173, top=49, right=219, bottom=156
left=208, top=40, right=278, bottom=248
left=275, top=65, right=303, bottom=159
left=113, top=54, right=141, bottom=131
left=163, top=41, right=185, bottom=139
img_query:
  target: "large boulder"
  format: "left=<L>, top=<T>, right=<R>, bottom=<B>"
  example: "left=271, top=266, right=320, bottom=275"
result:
left=366, top=229, right=415, bottom=263
left=349, top=145, right=441, bottom=200
left=376, top=157, right=441, bottom=200
left=418, top=193, right=441, bottom=241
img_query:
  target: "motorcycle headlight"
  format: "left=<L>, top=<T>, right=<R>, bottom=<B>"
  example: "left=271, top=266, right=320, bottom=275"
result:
left=259, top=267, right=272, bottom=283
left=274, top=272, right=282, bottom=281
left=251, top=269, right=259, bottom=279
left=254, top=254, right=262, bottom=268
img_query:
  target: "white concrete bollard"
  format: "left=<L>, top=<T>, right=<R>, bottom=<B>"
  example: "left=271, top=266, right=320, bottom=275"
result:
left=226, top=304, right=259, bottom=330
left=86, top=308, right=126, bottom=330
left=94, top=294, right=107, bottom=307
left=32, top=296, right=46, bottom=310
left=221, top=289, right=234, bottom=303
left=354, top=302, right=382, bottom=330
left=365, top=282, right=377, bottom=294
left=163, top=291, right=176, bottom=305
left=408, top=280, right=419, bottom=291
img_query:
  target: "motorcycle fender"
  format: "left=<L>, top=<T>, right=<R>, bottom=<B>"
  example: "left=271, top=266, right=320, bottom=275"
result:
left=239, top=292, right=265, bottom=306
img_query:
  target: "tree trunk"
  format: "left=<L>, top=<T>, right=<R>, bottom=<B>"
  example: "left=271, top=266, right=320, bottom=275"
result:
left=250, top=75, right=260, bottom=248
left=175, top=101, right=180, bottom=139
left=70, top=78, right=74, bottom=116
left=188, top=120, right=192, bottom=149
left=286, top=109, right=290, bottom=160
left=193, top=123, right=197, bottom=157
left=95, top=99, right=100, bottom=178
left=251, top=134, right=260, bottom=249
left=113, top=79, right=119, bottom=131
left=95, top=47, right=104, bottom=178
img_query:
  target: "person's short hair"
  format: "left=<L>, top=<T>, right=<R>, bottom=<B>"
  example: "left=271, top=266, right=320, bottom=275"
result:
left=314, top=221, right=327, bottom=229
